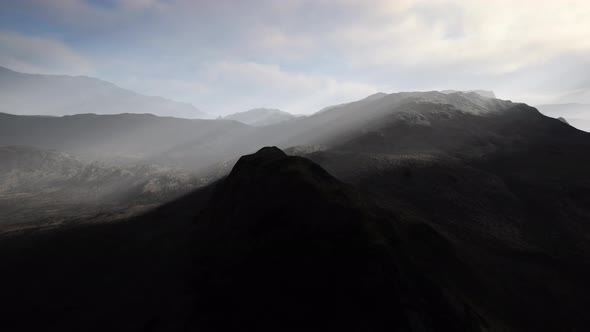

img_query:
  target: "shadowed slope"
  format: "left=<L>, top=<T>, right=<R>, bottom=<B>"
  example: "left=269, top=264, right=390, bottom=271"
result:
left=189, top=147, right=483, bottom=331
left=0, top=147, right=484, bottom=332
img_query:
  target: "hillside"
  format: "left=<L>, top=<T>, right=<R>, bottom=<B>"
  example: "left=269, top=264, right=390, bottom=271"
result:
left=0, top=112, right=253, bottom=170
left=0, top=146, right=208, bottom=228
left=0, top=147, right=485, bottom=331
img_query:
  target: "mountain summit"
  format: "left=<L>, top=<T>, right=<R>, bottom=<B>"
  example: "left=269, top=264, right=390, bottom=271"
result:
left=224, top=108, right=297, bottom=126
left=190, top=146, right=482, bottom=331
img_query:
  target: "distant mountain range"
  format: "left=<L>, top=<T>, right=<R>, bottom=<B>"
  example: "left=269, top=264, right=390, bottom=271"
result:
left=5, top=90, right=586, bottom=170
left=224, top=108, right=298, bottom=126
left=0, top=91, right=525, bottom=171
left=0, top=66, right=211, bottom=118
left=535, top=103, right=590, bottom=132
left=0, top=112, right=252, bottom=171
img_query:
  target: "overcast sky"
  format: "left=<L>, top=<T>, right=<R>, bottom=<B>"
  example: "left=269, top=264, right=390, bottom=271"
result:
left=1, top=0, right=589, bottom=115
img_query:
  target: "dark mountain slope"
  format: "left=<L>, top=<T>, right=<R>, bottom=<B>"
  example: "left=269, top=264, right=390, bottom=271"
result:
left=288, top=97, right=590, bottom=330
left=0, top=177, right=215, bottom=331
left=189, top=147, right=483, bottom=331
left=294, top=99, right=590, bottom=254
left=1, top=147, right=486, bottom=332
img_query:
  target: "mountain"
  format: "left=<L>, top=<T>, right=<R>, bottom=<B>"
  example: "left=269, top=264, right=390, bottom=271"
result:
left=254, top=91, right=523, bottom=152
left=0, top=145, right=208, bottom=229
left=189, top=147, right=484, bottom=331
left=0, top=91, right=552, bottom=170
left=2, top=90, right=585, bottom=210
left=0, top=66, right=211, bottom=118
left=224, top=108, right=298, bottom=126
left=536, top=103, right=590, bottom=132
left=316, top=92, right=388, bottom=113
left=0, top=147, right=485, bottom=331
left=0, top=112, right=254, bottom=170
left=441, top=89, right=496, bottom=98
left=3, top=143, right=590, bottom=331
left=286, top=95, right=590, bottom=330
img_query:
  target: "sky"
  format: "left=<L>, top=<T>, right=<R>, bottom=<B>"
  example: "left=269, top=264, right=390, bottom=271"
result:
left=1, top=0, right=590, bottom=116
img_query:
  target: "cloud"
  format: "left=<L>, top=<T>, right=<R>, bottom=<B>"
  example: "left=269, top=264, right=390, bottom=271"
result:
left=297, top=0, right=590, bottom=75
left=0, top=31, right=93, bottom=75
left=1, top=0, right=590, bottom=113
left=191, top=61, right=379, bottom=114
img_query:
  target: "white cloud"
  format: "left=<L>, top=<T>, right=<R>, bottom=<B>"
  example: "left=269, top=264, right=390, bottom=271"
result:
left=321, top=0, right=590, bottom=74
left=187, top=61, right=379, bottom=114
left=0, top=31, right=93, bottom=75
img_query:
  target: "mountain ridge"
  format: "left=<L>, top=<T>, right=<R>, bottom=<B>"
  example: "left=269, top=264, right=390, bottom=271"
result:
left=0, top=66, right=211, bottom=119
left=223, top=108, right=298, bottom=126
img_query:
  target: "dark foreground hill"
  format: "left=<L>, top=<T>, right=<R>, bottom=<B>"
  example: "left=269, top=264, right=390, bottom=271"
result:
left=0, top=148, right=483, bottom=331
left=2, top=146, right=590, bottom=331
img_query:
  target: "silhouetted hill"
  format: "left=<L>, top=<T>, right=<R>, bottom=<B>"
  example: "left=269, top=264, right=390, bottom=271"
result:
left=0, top=66, right=211, bottom=118
left=0, top=147, right=483, bottom=331
left=288, top=96, right=590, bottom=330
left=189, top=146, right=484, bottom=331
left=224, top=108, right=297, bottom=126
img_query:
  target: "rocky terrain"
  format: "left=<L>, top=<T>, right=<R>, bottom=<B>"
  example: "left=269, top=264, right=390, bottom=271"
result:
left=1, top=91, right=590, bottom=331
left=0, top=146, right=211, bottom=230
